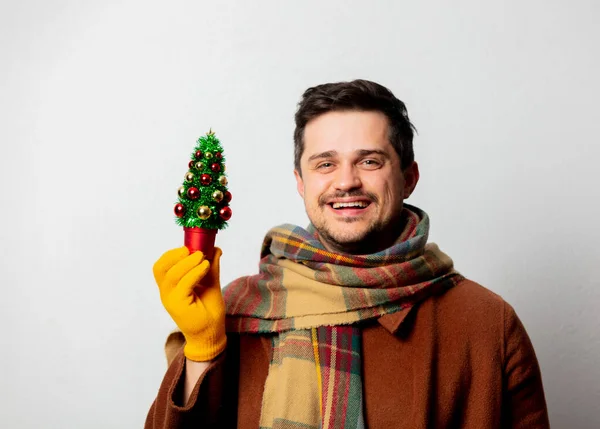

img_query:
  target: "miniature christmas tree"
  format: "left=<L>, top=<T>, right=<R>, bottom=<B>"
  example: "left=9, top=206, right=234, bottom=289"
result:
left=173, top=129, right=232, bottom=258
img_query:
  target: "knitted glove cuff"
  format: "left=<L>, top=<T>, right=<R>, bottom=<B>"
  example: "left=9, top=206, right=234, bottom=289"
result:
left=183, top=334, right=227, bottom=362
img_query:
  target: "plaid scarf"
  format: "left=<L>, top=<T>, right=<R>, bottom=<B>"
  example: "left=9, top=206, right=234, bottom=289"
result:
left=223, top=205, right=463, bottom=429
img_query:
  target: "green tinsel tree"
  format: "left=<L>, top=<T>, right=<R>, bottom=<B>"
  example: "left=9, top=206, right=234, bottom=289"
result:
left=174, top=130, right=232, bottom=230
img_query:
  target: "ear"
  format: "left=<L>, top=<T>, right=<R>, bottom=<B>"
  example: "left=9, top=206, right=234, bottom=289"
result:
left=402, top=161, right=420, bottom=199
left=294, top=169, right=305, bottom=198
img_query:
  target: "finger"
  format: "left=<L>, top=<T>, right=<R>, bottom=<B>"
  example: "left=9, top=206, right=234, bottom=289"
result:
left=161, top=251, right=205, bottom=293
left=173, top=259, right=211, bottom=301
left=152, top=247, right=189, bottom=283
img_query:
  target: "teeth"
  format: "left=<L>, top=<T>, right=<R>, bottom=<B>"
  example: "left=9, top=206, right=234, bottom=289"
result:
left=332, top=201, right=368, bottom=209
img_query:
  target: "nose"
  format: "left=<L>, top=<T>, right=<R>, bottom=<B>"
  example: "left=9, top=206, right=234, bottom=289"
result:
left=333, top=163, right=362, bottom=192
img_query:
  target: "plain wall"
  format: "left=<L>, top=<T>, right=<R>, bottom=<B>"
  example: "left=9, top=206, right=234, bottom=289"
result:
left=1, top=1, right=599, bottom=427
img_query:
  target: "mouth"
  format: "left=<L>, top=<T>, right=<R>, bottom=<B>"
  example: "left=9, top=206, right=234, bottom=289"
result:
left=327, top=199, right=372, bottom=216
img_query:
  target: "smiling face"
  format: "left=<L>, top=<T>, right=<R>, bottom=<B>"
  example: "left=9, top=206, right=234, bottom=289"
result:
left=294, top=110, right=420, bottom=254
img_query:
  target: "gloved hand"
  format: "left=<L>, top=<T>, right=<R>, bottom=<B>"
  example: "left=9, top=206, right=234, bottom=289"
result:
left=152, top=246, right=226, bottom=361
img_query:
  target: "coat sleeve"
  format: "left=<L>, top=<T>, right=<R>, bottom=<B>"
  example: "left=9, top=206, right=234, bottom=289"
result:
left=144, top=348, right=227, bottom=429
left=502, top=302, right=551, bottom=428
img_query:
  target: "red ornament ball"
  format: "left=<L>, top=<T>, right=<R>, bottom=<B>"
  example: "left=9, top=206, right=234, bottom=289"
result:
left=188, top=160, right=195, bottom=169
left=223, top=191, right=232, bottom=203
left=195, top=150, right=203, bottom=159
left=210, top=163, right=221, bottom=172
left=215, top=152, right=222, bottom=159
left=200, top=174, right=212, bottom=186
left=219, top=206, right=232, bottom=221
left=187, top=187, right=200, bottom=200
left=174, top=203, right=185, bottom=218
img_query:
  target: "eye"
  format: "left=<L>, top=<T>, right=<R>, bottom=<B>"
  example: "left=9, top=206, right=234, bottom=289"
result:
left=316, top=162, right=334, bottom=169
left=361, top=159, right=381, bottom=169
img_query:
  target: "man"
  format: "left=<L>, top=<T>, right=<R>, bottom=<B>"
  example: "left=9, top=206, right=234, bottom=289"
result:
left=147, top=79, right=550, bottom=428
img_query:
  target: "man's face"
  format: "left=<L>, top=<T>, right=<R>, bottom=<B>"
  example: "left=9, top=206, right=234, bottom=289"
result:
left=294, top=110, right=419, bottom=254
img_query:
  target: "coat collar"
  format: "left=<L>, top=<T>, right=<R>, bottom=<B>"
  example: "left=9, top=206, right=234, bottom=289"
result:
left=377, top=305, right=416, bottom=335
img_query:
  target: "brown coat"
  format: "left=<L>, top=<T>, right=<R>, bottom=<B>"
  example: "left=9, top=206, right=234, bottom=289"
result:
left=145, top=279, right=550, bottom=428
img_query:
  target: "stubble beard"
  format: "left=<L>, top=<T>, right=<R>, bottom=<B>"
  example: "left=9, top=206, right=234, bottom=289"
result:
left=308, top=200, right=407, bottom=255
left=310, top=203, right=387, bottom=254
left=306, top=191, right=405, bottom=254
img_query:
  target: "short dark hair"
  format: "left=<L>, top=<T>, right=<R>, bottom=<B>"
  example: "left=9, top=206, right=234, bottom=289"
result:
left=293, top=79, right=416, bottom=175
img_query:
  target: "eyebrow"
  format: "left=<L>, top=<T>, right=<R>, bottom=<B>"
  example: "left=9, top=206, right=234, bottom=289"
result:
left=356, top=149, right=388, bottom=158
left=306, top=149, right=389, bottom=163
left=307, top=150, right=337, bottom=163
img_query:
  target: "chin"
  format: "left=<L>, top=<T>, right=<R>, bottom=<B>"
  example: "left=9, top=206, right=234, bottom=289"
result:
left=332, top=230, right=369, bottom=243
left=318, top=227, right=373, bottom=251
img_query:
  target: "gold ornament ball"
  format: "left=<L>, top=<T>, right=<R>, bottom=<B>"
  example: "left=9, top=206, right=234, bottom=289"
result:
left=185, top=172, right=194, bottom=182
left=197, top=205, right=212, bottom=220
left=218, top=175, right=228, bottom=186
left=212, top=190, right=224, bottom=202
left=195, top=161, right=204, bottom=170
left=205, top=152, right=213, bottom=160
left=177, top=186, right=186, bottom=197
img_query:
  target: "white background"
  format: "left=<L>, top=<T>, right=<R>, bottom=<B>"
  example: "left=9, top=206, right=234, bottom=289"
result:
left=1, top=1, right=599, bottom=428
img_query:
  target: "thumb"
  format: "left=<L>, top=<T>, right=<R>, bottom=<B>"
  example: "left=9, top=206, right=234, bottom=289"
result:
left=209, top=247, right=223, bottom=278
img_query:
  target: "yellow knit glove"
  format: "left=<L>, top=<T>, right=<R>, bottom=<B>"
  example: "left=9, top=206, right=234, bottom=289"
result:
left=152, top=246, right=226, bottom=362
